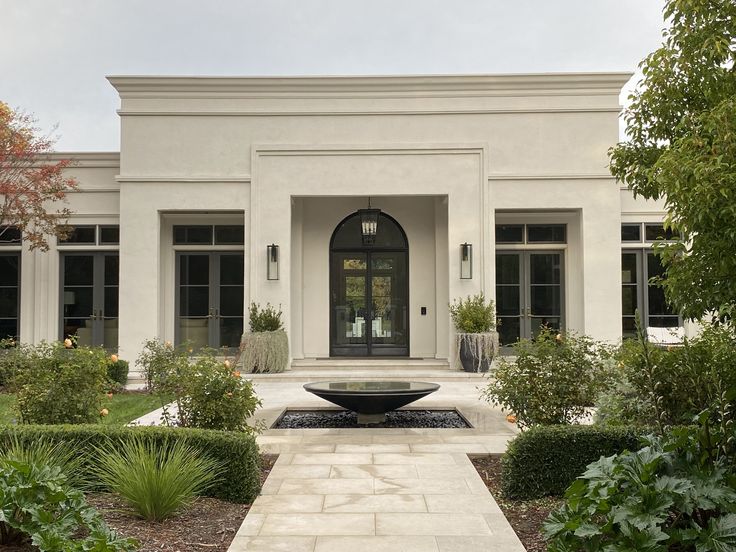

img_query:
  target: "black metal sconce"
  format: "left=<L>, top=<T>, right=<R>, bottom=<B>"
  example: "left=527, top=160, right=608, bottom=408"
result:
left=460, top=243, right=473, bottom=279
left=267, top=244, right=279, bottom=280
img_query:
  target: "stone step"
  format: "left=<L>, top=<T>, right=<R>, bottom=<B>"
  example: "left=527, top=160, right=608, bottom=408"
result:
left=290, top=358, right=452, bottom=371
left=246, top=369, right=487, bottom=383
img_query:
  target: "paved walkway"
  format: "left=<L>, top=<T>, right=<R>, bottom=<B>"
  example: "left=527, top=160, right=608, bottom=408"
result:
left=225, top=374, right=527, bottom=552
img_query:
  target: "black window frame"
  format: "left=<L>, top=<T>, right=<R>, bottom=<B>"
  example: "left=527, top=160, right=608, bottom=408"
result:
left=495, top=223, right=567, bottom=245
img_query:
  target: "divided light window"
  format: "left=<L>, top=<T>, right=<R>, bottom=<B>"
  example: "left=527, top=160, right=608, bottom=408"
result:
left=495, top=224, right=566, bottom=244
left=173, top=225, right=244, bottom=246
left=621, top=223, right=677, bottom=243
left=0, top=226, right=22, bottom=245
left=59, top=225, right=120, bottom=245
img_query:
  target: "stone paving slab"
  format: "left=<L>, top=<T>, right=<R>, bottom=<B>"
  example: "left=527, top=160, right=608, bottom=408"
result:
left=227, top=375, right=526, bottom=551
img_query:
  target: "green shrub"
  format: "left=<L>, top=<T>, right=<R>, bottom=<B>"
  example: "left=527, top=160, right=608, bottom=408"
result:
left=1, top=436, right=90, bottom=490
left=449, top=293, right=496, bottom=333
left=502, top=424, right=643, bottom=499
left=137, top=338, right=190, bottom=391
left=12, top=341, right=109, bottom=424
left=171, top=352, right=262, bottom=432
left=107, top=357, right=130, bottom=386
left=0, top=424, right=261, bottom=503
left=483, top=328, right=613, bottom=429
left=544, top=429, right=736, bottom=551
left=0, top=456, right=136, bottom=550
left=249, top=302, right=283, bottom=332
left=599, top=322, right=736, bottom=428
left=94, top=438, right=222, bottom=521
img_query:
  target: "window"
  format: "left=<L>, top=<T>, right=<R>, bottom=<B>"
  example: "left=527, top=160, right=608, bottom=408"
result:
left=621, top=250, right=680, bottom=337
left=621, top=224, right=642, bottom=242
left=0, top=226, right=22, bottom=245
left=58, top=225, right=119, bottom=245
left=644, top=224, right=676, bottom=242
left=495, top=224, right=567, bottom=245
left=0, top=253, right=20, bottom=340
left=173, top=225, right=245, bottom=246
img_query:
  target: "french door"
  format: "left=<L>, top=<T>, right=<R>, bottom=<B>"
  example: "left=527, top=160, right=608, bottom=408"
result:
left=330, top=251, right=408, bottom=356
left=176, top=252, right=244, bottom=351
left=496, top=251, right=564, bottom=347
left=60, top=253, right=119, bottom=349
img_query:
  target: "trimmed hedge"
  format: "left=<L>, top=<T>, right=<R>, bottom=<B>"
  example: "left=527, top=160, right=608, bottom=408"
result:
left=502, top=425, right=644, bottom=499
left=0, top=424, right=261, bottom=503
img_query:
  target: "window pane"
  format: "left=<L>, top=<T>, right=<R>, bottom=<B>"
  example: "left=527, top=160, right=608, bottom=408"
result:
left=0, top=289, right=18, bottom=318
left=220, top=286, right=244, bottom=317
left=621, top=224, right=641, bottom=242
left=527, top=224, right=566, bottom=243
left=0, top=226, right=21, bottom=245
left=530, top=254, right=561, bottom=285
left=219, top=317, right=243, bottom=349
left=180, top=287, right=209, bottom=317
left=104, top=287, right=119, bottom=318
left=220, top=255, right=244, bottom=285
left=0, top=319, right=18, bottom=340
left=622, top=253, right=638, bottom=284
left=496, top=286, right=520, bottom=316
left=498, top=316, right=520, bottom=346
left=496, top=255, right=520, bottom=285
left=0, top=255, right=19, bottom=286
left=622, top=285, right=638, bottom=315
left=64, top=256, right=94, bottom=286
left=180, top=255, right=209, bottom=286
left=495, top=225, right=524, bottom=243
left=648, top=316, right=680, bottom=328
left=531, top=317, right=561, bottom=337
left=173, top=225, right=212, bottom=245
left=531, top=286, right=561, bottom=316
left=622, top=317, right=637, bottom=338
left=104, top=255, right=119, bottom=286
left=99, top=226, right=120, bottom=244
left=63, top=287, right=94, bottom=318
left=645, top=224, right=676, bottom=241
left=59, top=226, right=96, bottom=244
left=647, top=252, right=666, bottom=279
left=214, top=225, right=244, bottom=245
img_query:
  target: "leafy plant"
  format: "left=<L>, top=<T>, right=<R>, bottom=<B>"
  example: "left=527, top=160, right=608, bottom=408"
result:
left=0, top=436, right=90, bottom=490
left=106, top=356, right=129, bottom=387
left=93, top=437, right=222, bottom=522
left=136, top=338, right=190, bottom=392
left=12, top=341, right=110, bottom=424
left=0, top=456, right=136, bottom=550
left=449, top=293, right=496, bottom=333
left=483, top=328, right=612, bottom=429
left=544, top=430, right=736, bottom=552
left=249, top=302, right=283, bottom=332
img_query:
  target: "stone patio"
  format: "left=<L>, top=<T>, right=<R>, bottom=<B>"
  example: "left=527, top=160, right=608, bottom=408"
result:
left=225, top=371, right=526, bottom=552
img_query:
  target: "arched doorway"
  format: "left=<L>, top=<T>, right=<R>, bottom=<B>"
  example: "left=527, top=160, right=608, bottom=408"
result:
left=330, top=211, right=409, bottom=357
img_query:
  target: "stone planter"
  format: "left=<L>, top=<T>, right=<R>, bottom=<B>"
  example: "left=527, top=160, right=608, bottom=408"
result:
left=456, top=332, right=499, bottom=373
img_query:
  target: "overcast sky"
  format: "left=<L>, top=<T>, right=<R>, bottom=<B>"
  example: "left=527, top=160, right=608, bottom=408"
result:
left=1, top=0, right=666, bottom=151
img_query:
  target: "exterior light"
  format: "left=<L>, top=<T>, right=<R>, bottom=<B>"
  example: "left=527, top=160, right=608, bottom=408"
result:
left=358, top=197, right=380, bottom=245
left=266, top=244, right=279, bottom=280
left=460, top=243, right=473, bottom=279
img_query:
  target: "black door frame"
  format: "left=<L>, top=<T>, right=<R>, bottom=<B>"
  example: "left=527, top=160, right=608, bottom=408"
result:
left=329, top=212, right=409, bottom=357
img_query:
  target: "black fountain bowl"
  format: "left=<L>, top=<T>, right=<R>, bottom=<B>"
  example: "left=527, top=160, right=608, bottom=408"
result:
left=303, top=381, right=440, bottom=415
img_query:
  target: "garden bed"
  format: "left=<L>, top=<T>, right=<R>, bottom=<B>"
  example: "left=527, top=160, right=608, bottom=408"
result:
left=9, top=454, right=276, bottom=552
left=471, top=455, right=561, bottom=552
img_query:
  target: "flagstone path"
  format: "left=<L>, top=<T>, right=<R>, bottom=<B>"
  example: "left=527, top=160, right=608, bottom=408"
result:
left=226, top=375, right=527, bottom=552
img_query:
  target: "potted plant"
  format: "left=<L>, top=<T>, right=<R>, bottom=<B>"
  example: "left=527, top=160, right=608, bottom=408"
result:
left=449, top=293, right=498, bottom=373
left=236, top=303, right=289, bottom=373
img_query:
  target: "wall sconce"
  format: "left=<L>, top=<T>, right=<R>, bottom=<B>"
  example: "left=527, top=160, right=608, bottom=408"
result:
left=460, top=243, right=473, bottom=279
left=267, top=244, right=279, bottom=280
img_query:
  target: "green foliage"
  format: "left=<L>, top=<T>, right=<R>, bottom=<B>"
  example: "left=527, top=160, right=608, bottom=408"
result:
left=0, top=424, right=262, bottom=503
left=249, top=302, right=283, bottom=332
left=483, top=328, right=612, bottom=429
left=449, top=293, right=496, bottom=333
left=609, top=0, right=736, bottom=321
left=502, top=425, right=643, bottom=499
left=597, top=322, right=736, bottom=428
left=237, top=330, right=289, bottom=373
left=11, top=341, right=109, bottom=424
left=136, top=338, right=190, bottom=391
left=0, top=456, right=136, bottom=550
left=106, top=358, right=129, bottom=386
left=93, top=438, right=222, bottom=521
left=0, top=436, right=90, bottom=491
left=544, top=430, right=736, bottom=552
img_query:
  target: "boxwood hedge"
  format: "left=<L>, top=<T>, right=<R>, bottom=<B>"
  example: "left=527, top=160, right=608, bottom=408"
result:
left=0, top=424, right=261, bottom=503
left=502, top=424, right=644, bottom=499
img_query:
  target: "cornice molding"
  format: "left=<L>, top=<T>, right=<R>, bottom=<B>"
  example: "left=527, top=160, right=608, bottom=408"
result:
left=41, top=152, right=120, bottom=168
left=107, top=72, right=633, bottom=99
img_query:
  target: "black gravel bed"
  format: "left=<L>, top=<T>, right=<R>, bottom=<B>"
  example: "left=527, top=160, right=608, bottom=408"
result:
left=274, top=409, right=471, bottom=429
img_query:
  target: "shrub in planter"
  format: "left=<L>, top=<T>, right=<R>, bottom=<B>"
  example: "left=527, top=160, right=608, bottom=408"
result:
left=0, top=424, right=262, bottom=503
left=12, top=341, right=109, bottom=424
left=544, top=427, right=736, bottom=551
left=449, top=293, right=498, bottom=372
left=238, top=303, right=289, bottom=373
left=0, top=455, right=136, bottom=550
left=483, top=328, right=613, bottom=429
left=502, top=424, right=643, bottom=499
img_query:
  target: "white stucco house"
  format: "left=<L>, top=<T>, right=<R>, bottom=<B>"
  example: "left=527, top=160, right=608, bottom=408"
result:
left=0, top=73, right=682, bottom=380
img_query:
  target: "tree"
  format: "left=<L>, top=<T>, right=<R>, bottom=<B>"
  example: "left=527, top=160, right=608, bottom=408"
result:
left=609, top=0, right=736, bottom=321
left=0, top=101, right=77, bottom=250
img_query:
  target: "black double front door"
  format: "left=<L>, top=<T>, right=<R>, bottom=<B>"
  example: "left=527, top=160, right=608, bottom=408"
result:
left=330, top=251, right=408, bottom=357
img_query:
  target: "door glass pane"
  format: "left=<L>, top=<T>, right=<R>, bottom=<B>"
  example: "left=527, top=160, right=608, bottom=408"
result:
left=531, top=286, right=561, bottom=316
left=622, top=286, right=637, bottom=316
left=178, top=254, right=210, bottom=349
left=529, top=253, right=562, bottom=339
left=498, top=317, right=520, bottom=347
left=218, top=254, right=244, bottom=349
left=496, top=254, right=520, bottom=284
left=64, top=255, right=94, bottom=285
left=220, top=255, right=244, bottom=285
left=102, top=255, right=119, bottom=350
left=622, top=253, right=637, bottom=283
left=496, top=286, right=520, bottom=316
left=531, top=317, right=561, bottom=337
left=0, top=255, right=19, bottom=286
left=219, top=317, right=243, bottom=348
left=179, top=318, right=210, bottom=350
left=496, top=253, right=522, bottom=347
left=0, top=254, right=19, bottom=340
left=333, top=253, right=368, bottom=348
left=371, top=253, right=407, bottom=348
left=180, top=287, right=209, bottom=317
left=530, top=254, right=561, bottom=284
left=62, top=255, right=95, bottom=345
left=647, top=253, right=677, bottom=317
